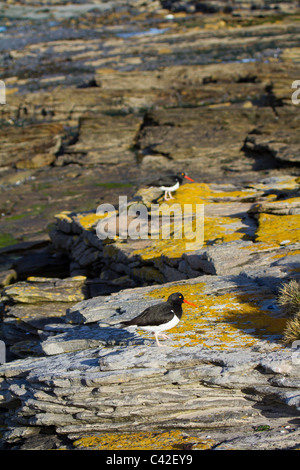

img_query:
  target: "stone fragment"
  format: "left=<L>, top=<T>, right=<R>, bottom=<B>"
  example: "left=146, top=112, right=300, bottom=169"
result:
left=66, top=295, right=161, bottom=325
left=0, top=269, right=17, bottom=287
left=0, top=123, right=63, bottom=168
left=183, top=240, right=254, bottom=275
left=2, top=276, right=87, bottom=303
left=41, top=324, right=143, bottom=355
left=67, top=114, right=142, bottom=166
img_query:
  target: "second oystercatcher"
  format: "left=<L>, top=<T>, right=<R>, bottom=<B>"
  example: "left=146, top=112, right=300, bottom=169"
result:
left=120, top=292, right=198, bottom=346
left=148, top=172, right=195, bottom=200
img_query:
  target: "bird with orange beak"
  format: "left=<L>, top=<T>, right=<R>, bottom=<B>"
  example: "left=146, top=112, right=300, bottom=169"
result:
left=120, top=292, right=198, bottom=346
left=148, top=172, right=195, bottom=200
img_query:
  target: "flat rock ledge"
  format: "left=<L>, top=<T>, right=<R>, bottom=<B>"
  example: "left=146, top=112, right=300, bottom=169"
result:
left=1, top=267, right=300, bottom=450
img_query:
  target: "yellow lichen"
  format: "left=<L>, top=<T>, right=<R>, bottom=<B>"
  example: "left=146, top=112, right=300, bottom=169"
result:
left=131, top=183, right=252, bottom=262
left=133, top=214, right=244, bottom=261
left=77, top=212, right=112, bottom=231
left=251, top=177, right=299, bottom=191
left=144, top=283, right=287, bottom=349
left=171, top=182, right=259, bottom=204
left=55, top=211, right=73, bottom=222
left=263, top=197, right=300, bottom=205
left=272, top=249, right=300, bottom=260
left=26, top=275, right=86, bottom=282
left=73, top=430, right=214, bottom=450
left=255, top=213, right=300, bottom=248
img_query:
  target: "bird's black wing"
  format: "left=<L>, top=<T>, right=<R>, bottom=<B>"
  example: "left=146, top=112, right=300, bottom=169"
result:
left=121, top=302, right=175, bottom=327
left=148, top=175, right=176, bottom=187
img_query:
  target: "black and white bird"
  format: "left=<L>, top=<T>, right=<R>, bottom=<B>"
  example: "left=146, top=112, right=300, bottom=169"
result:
left=120, top=292, right=198, bottom=347
left=148, top=172, right=195, bottom=200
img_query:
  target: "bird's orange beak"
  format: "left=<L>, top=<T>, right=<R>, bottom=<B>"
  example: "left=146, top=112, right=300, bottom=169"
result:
left=184, top=175, right=195, bottom=182
left=184, top=299, right=198, bottom=308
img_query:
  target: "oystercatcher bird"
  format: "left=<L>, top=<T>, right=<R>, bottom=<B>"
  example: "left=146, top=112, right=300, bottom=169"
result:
left=148, top=172, right=195, bottom=200
left=120, top=292, right=198, bottom=346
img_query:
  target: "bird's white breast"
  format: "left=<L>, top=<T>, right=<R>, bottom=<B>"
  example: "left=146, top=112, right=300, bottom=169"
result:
left=160, top=181, right=180, bottom=192
left=140, top=313, right=180, bottom=333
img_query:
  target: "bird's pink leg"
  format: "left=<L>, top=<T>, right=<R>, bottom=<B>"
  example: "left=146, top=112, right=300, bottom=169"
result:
left=160, top=333, right=170, bottom=339
left=155, top=332, right=163, bottom=347
left=168, top=192, right=175, bottom=199
left=154, top=332, right=170, bottom=346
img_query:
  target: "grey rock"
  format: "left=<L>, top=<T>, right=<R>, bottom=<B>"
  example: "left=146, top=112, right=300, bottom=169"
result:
left=161, top=263, right=188, bottom=282
left=18, top=434, right=67, bottom=450
left=2, top=425, right=41, bottom=444
left=1, top=344, right=300, bottom=448
left=183, top=240, right=254, bottom=275
left=177, top=259, right=200, bottom=278
left=0, top=269, right=17, bottom=287
left=213, top=426, right=300, bottom=450
left=66, top=295, right=161, bottom=324
left=1, top=276, right=87, bottom=304
left=41, top=324, right=144, bottom=355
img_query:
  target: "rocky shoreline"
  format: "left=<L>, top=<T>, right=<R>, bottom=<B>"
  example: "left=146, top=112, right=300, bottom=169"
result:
left=1, top=0, right=300, bottom=450
left=1, top=175, right=300, bottom=450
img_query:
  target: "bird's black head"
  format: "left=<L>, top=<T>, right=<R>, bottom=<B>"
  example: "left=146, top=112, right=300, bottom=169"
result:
left=176, top=172, right=195, bottom=184
left=167, top=292, right=184, bottom=305
left=175, top=173, right=185, bottom=183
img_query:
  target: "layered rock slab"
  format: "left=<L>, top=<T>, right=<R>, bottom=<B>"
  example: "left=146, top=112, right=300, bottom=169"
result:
left=1, top=255, right=300, bottom=449
left=1, top=337, right=300, bottom=449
